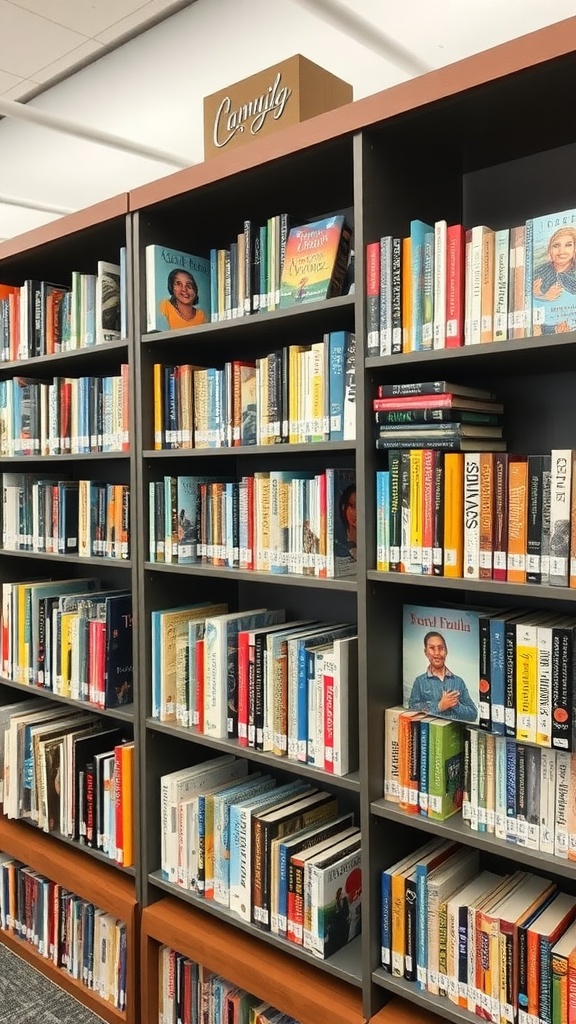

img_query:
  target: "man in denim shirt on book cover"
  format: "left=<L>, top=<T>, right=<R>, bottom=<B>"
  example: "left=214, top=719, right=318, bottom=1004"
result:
left=408, top=630, right=478, bottom=722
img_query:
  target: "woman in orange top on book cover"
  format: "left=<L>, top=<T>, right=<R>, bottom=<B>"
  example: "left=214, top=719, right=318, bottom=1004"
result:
left=159, top=268, right=207, bottom=328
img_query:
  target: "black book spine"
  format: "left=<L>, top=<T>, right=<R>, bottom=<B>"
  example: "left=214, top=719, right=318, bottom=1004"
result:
left=552, top=624, right=573, bottom=751
left=526, top=455, right=544, bottom=584
left=479, top=616, right=492, bottom=731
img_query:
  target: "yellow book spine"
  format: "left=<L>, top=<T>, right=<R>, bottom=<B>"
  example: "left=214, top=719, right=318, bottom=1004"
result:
left=17, top=583, right=28, bottom=685
left=507, top=458, right=527, bottom=583
left=480, top=228, right=495, bottom=342
left=390, top=872, right=407, bottom=977
left=153, top=362, right=163, bottom=449
left=443, top=452, right=464, bottom=577
left=515, top=622, right=537, bottom=744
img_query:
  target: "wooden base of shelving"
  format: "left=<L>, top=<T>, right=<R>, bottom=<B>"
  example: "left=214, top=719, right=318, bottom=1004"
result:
left=141, top=897, right=364, bottom=1024
left=370, top=996, right=445, bottom=1024
left=0, top=815, right=139, bottom=1023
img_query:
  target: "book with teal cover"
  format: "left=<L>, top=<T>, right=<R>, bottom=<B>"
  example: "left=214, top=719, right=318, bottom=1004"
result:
left=279, top=216, right=352, bottom=307
left=531, top=207, right=576, bottom=335
left=145, top=245, right=211, bottom=332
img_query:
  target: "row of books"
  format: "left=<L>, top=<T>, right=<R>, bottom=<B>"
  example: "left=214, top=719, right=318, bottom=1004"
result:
left=145, top=217, right=352, bottom=332
left=384, top=705, right=576, bottom=861
left=2, top=476, right=130, bottom=560
left=152, top=330, right=356, bottom=450
left=0, top=580, right=133, bottom=709
left=149, top=468, right=357, bottom=579
left=0, top=854, right=127, bottom=1009
left=400, top=602, right=576, bottom=747
left=366, top=205, right=576, bottom=355
left=382, top=837, right=576, bottom=1024
left=0, top=700, right=134, bottom=865
left=373, top=380, right=505, bottom=452
left=158, top=946, right=300, bottom=1024
left=151, top=602, right=358, bottom=771
left=375, top=447, right=576, bottom=584
left=160, top=753, right=362, bottom=957
left=0, top=256, right=126, bottom=361
left=0, top=366, right=130, bottom=456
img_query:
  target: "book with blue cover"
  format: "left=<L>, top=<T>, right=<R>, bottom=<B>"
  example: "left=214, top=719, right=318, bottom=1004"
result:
left=145, top=245, right=211, bottom=332
left=403, top=604, right=482, bottom=725
left=531, top=207, right=576, bottom=335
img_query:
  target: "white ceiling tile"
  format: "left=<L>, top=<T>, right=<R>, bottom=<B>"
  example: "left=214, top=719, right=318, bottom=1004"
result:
left=0, top=69, right=23, bottom=93
left=1, top=76, right=38, bottom=99
left=6, top=0, right=151, bottom=38
left=95, top=0, right=190, bottom=45
left=0, top=1, right=90, bottom=78
left=30, top=39, right=105, bottom=85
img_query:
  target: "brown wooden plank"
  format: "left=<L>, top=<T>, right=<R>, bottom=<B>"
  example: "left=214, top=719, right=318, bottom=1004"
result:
left=141, top=898, right=364, bottom=1024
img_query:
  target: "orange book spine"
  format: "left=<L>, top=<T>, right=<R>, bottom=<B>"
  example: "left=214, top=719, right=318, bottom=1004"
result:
left=507, top=457, right=528, bottom=583
left=114, top=743, right=123, bottom=865
left=443, top=452, right=464, bottom=577
left=568, top=948, right=576, bottom=1024
left=397, top=711, right=417, bottom=813
left=119, top=742, right=134, bottom=867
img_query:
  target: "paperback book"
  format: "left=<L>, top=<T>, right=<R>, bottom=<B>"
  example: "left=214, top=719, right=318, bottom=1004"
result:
left=532, top=207, right=576, bottom=335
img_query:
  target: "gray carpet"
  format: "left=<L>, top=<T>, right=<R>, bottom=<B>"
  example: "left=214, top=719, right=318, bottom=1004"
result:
left=0, top=943, right=105, bottom=1023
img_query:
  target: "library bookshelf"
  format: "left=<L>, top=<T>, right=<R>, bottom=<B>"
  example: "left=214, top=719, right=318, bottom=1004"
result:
left=1, top=14, right=576, bottom=1024
left=0, top=194, right=140, bottom=1023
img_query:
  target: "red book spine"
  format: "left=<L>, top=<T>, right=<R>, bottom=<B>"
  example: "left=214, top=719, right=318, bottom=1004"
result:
left=365, top=241, right=381, bottom=356
left=445, top=223, right=465, bottom=347
left=323, top=668, right=334, bottom=773
left=114, top=745, right=123, bottom=865
left=237, top=629, right=249, bottom=747
left=492, top=453, right=509, bottom=581
left=373, top=394, right=456, bottom=411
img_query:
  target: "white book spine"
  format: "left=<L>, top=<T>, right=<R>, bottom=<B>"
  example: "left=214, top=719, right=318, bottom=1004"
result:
left=493, top=228, right=510, bottom=341
left=463, top=453, right=480, bottom=579
left=537, top=624, right=553, bottom=747
left=203, top=620, right=226, bottom=738
left=433, top=219, right=447, bottom=349
left=555, top=750, right=570, bottom=858
left=549, top=449, right=572, bottom=586
left=539, top=748, right=556, bottom=855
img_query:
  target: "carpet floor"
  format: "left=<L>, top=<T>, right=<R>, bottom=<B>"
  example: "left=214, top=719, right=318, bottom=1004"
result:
left=0, top=942, right=105, bottom=1023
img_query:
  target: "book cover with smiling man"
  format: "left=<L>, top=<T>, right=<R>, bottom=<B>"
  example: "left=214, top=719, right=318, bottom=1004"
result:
left=402, top=604, right=481, bottom=724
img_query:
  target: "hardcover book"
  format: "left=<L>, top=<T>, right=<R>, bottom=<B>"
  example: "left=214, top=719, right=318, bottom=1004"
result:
left=145, top=245, right=211, bottom=332
left=403, top=604, right=482, bottom=725
left=279, top=215, right=352, bottom=308
left=531, top=207, right=576, bottom=335
left=95, top=261, right=121, bottom=344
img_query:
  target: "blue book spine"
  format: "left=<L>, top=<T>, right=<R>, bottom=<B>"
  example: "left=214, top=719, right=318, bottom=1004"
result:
left=376, top=469, right=390, bottom=571
left=196, top=793, right=207, bottom=895
left=207, top=367, right=217, bottom=448
left=381, top=870, right=392, bottom=970
left=151, top=610, right=161, bottom=719
left=259, top=224, right=268, bottom=312
left=296, top=641, right=310, bottom=762
left=495, top=736, right=507, bottom=838
left=415, top=864, right=430, bottom=990
left=419, top=718, right=429, bottom=816
left=490, top=616, right=506, bottom=734
left=505, top=739, right=517, bottom=843
left=328, top=330, right=346, bottom=440
left=209, top=248, right=218, bottom=323
left=410, top=219, right=433, bottom=351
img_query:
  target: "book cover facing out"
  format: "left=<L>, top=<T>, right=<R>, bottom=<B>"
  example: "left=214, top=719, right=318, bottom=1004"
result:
left=279, top=216, right=351, bottom=307
left=532, top=207, right=576, bottom=335
left=146, top=245, right=211, bottom=332
left=402, top=604, right=481, bottom=724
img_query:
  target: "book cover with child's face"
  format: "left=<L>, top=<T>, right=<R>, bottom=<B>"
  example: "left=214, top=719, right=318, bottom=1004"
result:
left=402, top=604, right=481, bottom=724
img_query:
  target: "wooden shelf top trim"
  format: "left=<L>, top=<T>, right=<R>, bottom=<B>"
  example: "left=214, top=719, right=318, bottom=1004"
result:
left=0, top=193, right=129, bottom=262
left=142, top=898, right=363, bottom=1024
left=129, top=16, right=576, bottom=210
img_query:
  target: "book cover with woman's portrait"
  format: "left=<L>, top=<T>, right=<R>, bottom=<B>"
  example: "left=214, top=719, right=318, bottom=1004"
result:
left=145, top=244, right=211, bottom=332
left=532, top=208, right=576, bottom=335
left=403, top=604, right=481, bottom=724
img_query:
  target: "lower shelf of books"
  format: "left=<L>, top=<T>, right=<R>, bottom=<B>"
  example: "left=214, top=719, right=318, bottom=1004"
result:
left=372, top=970, right=479, bottom=1024
left=0, top=815, right=138, bottom=1023
left=140, top=896, right=363, bottom=1024
left=148, top=871, right=363, bottom=988
left=369, top=994, right=445, bottom=1024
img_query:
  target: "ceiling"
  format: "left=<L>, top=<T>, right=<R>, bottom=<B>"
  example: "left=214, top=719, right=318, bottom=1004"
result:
left=0, top=0, right=196, bottom=101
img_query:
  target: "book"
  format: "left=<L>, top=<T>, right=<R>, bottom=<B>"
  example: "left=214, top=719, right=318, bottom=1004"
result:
left=377, top=381, right=497, bottom=400
left=403, top=604, right=482, bottom=724
left=531, top=208, right=576, bottom=335
left=305, top=832, right=362, bottom=959
left=373, top=394, right=504, bottom=413
left=279, top=215, right=352, bottom=307
left=145, top=245, right=211, bottom=332
left=95, top=261, right=121, bottom=344
left=326, top=468, right=356, bottom=577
